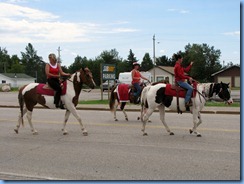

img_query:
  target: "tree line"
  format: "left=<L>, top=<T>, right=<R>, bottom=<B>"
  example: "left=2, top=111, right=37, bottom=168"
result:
left=0, top=43, right=236, bottom=86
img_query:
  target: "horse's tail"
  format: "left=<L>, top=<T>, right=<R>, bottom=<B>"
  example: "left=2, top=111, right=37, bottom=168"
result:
left=109, top=86, right=116, bottom=111
left=18, top=85, right=25, bottom=126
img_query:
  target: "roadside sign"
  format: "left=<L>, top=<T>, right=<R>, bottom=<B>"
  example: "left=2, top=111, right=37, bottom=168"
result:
left=102, top=64, right=116, bottom=80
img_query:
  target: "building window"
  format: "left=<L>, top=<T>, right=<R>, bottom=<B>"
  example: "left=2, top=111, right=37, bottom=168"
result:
left=2, top=80, right=6, bottom=84
left=156, top=76, right=164, bottom=82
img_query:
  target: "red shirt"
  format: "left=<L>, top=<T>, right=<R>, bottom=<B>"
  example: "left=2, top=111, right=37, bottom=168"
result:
left=174, top=62, right=192, bottom=83
left=48, top=63, right=59, bottom=78
left=131, top=69, right=141, bottom=84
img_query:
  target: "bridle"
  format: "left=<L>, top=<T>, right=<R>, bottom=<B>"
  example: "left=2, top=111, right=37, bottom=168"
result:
left=65, top=69, right=94, bottom=93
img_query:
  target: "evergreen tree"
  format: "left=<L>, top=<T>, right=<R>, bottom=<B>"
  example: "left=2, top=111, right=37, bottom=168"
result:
left=21, top=43, right=45, bottom=82
left=141, top=53, right=153, bottom=71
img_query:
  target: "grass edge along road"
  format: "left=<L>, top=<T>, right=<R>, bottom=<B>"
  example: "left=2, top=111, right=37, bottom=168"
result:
left=79, top=100, right=240, bottom=107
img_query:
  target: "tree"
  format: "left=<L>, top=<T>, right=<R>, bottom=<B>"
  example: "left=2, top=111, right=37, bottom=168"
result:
left=21, top=43, right=45, bottom=82
left=156, top=55, right=174, bottom=66
left=141, top=53, right=153, bottom=71
left=68, top=55, right=84, bottom=73
left=183, top=43, right=222, bottom=82
left=99, top=49, right=121, bottom=64
left=125, top=49, right=138, bottom=71
left=0, top=47, right=11, bottom=73
left=8, top=55, right=25, bottom=73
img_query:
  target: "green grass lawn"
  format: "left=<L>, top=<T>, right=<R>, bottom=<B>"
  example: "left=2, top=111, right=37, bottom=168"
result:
left=79, top=99, right=240, bottom=107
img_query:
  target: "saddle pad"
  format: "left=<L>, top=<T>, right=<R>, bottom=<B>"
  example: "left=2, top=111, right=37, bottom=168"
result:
left=165, top=83, right=197, bottom=98
left=116, top=83, right=130, bottom=102
left=36, top=81, right=67, bottom=96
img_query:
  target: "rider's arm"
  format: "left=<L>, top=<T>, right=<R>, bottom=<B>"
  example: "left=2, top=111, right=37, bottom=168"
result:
left=58, top=64, right=70, bottom=76
left=175, top=64, right=190, bottom=80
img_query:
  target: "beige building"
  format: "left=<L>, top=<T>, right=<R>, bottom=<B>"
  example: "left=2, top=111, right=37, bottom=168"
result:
left=148, top=66, right=175, bottom=84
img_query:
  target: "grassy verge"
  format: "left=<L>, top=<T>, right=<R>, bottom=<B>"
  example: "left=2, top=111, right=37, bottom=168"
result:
left=79, top=100, right=240, bottom=107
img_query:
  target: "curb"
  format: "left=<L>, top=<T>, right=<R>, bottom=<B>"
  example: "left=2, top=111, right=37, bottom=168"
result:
left=0, top=105, right=240, bottom=115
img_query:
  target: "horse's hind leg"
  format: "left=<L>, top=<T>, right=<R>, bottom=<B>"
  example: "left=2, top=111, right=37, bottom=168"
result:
left=14, top=107, right=27, bottom=134
left=142, top=108, right=154, bottom=136
left=26, top=110, right=38, bottom=135
left=158, top=106, right=173, bottom=135
left=62, top=110, right=71, bottom=135
left=69, top=107, right=87, bottom=136
left=113, top=100, right=119, bottom=121
left=120, top=102, right=128, bottom=121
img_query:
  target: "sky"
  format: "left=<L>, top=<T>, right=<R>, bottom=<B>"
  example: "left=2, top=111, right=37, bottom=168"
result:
left=0, top=0, right=241, bottom=67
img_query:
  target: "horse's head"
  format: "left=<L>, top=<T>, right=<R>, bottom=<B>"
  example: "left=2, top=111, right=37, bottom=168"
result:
left=77, top=67, right=96, bottom=89
left=214, top=82, right=233, bottom=105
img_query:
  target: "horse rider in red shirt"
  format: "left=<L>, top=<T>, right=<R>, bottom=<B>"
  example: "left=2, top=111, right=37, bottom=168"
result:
left=131, top=62, right=150, bottom=104
left=45, top=53, right=70, bottom=108
left=174, top=53, right=194, bottom=108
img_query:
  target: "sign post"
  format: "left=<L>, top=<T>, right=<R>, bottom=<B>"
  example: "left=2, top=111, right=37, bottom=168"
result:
left=101, top=64, right=116, bottom=100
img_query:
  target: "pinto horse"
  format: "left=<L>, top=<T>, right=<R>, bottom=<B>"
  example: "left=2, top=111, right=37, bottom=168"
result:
left=109, top=82, right=149, bottom=121
left=14, top=67, right=96, bottom=135
left=140, top=82, right=233, bottom=137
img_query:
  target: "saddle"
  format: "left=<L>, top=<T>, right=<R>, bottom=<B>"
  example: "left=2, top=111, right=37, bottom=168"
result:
left=165, top=82, right=197, bottom=114
left=36, top=81, right=67, bottom=96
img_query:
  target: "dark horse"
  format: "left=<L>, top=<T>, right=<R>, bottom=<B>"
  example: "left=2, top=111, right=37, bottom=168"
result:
left=14, top=68, right=96, bottom=135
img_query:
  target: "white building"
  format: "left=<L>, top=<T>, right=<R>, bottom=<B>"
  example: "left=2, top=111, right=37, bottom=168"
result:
left=0, top=73, right=36, bottom=88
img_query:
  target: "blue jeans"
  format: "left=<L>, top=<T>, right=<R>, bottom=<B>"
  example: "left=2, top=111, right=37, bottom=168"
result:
left=177, top=81, right=193, bottom=103
left=133, top=83, right=141, bottom=97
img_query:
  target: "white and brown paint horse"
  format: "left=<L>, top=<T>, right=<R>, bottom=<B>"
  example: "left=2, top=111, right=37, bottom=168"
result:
left=109, top=82, right=150, bottom=121
left=109, top=83, right=134, bottom=121
left=140, top=82, right=233, bottom=137
left=14, top=67, right=96, bottom=135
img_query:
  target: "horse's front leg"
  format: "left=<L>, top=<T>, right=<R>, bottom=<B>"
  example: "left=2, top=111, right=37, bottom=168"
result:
left=26, top=110, right=38, bottom=135
left=62, top=110, right=71, bottom=135
left=69, top=107, right=87, bottom=136
left=190, top=108, right=202, bottom=137
left=158, top=106, right=174, bottom=135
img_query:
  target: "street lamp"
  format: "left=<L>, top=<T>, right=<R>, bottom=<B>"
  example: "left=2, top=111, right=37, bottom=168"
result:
left=153, top=35, right=155, bottom=82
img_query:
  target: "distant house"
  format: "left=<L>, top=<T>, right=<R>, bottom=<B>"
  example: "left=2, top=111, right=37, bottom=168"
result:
left=148, top=66, right=175, bottom=83
left=211, top=65, right=240, bottom=87
left=0, top=73, right=36, bottom=88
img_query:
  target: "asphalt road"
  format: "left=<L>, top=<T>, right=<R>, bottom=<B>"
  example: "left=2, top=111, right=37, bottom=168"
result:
left=0, top=108, right=240, bottom=180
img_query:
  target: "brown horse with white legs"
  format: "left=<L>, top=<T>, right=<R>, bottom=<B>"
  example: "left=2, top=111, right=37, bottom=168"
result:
left=14, top=67, right=96, bottom=135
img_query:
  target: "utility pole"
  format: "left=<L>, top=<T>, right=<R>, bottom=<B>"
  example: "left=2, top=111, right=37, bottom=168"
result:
left=153, top=34, right=156, bottom=82
left=57, top=46, right=61, bottom=63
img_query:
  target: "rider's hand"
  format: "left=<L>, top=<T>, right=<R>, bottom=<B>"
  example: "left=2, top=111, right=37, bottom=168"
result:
left=189, top=77, right=193, bottom=83
left=190, top=61, right=194, bottom=65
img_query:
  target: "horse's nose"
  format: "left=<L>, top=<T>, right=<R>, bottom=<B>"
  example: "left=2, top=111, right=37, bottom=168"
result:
left=227, top=98, right=233, bottom=105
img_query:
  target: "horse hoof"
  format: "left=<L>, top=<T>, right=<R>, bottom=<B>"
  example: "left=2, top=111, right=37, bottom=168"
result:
left=115, top=119, right=118, bottom=121
left=33, top=132, right=38, bottom=135
left=137, top=117, right=140, bottom=120
left=197, top=134, right=202, bottom=137
left=189, top=129, right=193, bottom=134
left=143, top=133, right=148, bottom=136
left=14, top=129, right=18, bottom=134
left=83, top=132, right=88, bottom=136
left=169, top=132, right=174, bottom=135
left=63, top=132, right=69, bottom=135
left=126, top=118, right=128, bottom=121
left=148, top=120, right=152, bottom=123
